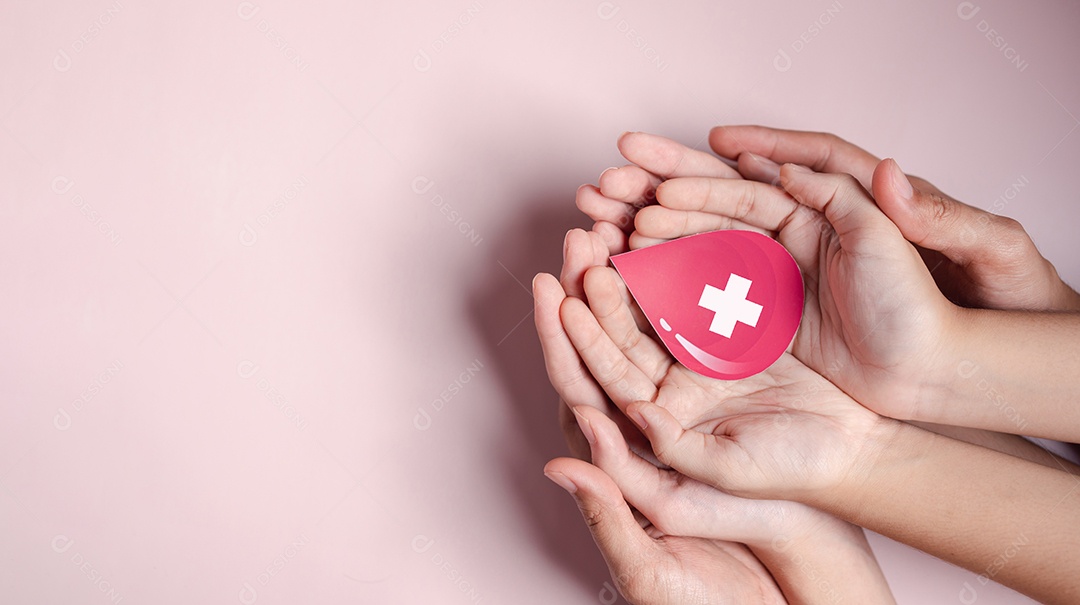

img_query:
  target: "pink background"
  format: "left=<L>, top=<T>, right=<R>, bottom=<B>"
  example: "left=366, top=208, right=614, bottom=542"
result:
left=2, top=1, right=1078, bottom=603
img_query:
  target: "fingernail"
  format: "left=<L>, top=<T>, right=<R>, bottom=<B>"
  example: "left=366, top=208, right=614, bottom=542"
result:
left=563, top=229, right=573, bottom=262
left=744, top=152, right=781, bottom=181
left=888, top=159, right=913, bottom=200
left=745, top=152, right=780, bottom=169
left=785, top=163, right=812, bottom=174
left=599, top=166, right=618, bottom=181
left=545, top=470, right=578, bottom=494
left=572, top=407, right=596, bottom=445
left=627, top=405, right=648, bottom=429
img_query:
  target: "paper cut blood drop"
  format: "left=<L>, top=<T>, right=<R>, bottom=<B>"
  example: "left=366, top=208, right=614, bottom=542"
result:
left=610, top=230, right=803, bottom=380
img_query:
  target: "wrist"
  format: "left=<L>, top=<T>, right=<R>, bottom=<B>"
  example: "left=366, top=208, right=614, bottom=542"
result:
left=913, top=303, right=983, bottom=424
left=810, top=415, right=915, bottom=513
left=741, top=501, right=851, bottom=552
left=920, top=306, right=1078, bottom=438
left=749, top=508, right=893, bottom=605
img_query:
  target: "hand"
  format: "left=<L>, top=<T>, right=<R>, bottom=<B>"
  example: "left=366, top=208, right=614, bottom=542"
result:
left=543, top=230, right=896, bottom=604
left=536, top=228, right=662, bottom=462
left=543, top=458, right=787, bottom=605
left=632, top=158, right=956, bottom=420
left=707, top=125, right=1080, bottom=312
left=539, top=235, right=788, bottom=605
left=569, top=403, right=896, bottom=605
left=584, top=128, right=1080, bottom=312
left=556, top=267, right=1080, bottom=604
left=613, top=127, right=1080, bottom=435
left=574, top=133, right=746, bottom=252
left=535, top=228, right=630, bottom=460
left=560, top=263, right=892, bottom=499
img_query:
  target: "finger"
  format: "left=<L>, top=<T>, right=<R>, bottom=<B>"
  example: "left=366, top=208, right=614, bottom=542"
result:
left=598, top=164, right=661, bottom=205
left=561, top=296, right=659, bottom=410
left=583, top=266, right=672, bottom=384
left=626, top=400, right=745, bottom=493
left=656, top=177, right=801, bottom=230
left=710, top=126, right=880, bottom=188
left=589, top=243, right=654, bottom=335
left=593, top=220, right=629, bottom=256
left=635, top=206, right=772, bottom=239
left=533, top=273, right=610, bottom=412
left=573, top=398, right=665, bottom=470
left=543, top=457, right=658, bottom=579
left=581, top=166, right=661, bottom=237
left=779, top=164, right=902, bottom=247
left=560, top=399, right=592, bottom=460
left=560, top=228, right=610, bottom=300
left=578, top=407, right=698, bottom=534
left=619, top=131, right=740, bottom=179
left=736, top=152, right=781, bottom=186
left=539, top=273, right=659, bottom=465
left=576, top=184, right=636, bottom=232
left=628, top=232, right=671, bottom=250
left=871, top=158, right=1034, bottom=269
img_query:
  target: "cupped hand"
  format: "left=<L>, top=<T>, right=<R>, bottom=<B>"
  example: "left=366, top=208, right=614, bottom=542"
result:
left=584, top=127, right=1080, bottom=312
left=574, top=132, right=750, bottom=252
left=585, top=156, right=953, bottom=421
left=535, top=227, right=647, bottom=460
left=572, top=403, right=860, bottom=545
left=572, top=403, right=897, bottom=604
left=544, top=457, right=787, bottom=605
left=560, top=264, right=893, bottom=499
left=707, top=125, right=1080, bottom=312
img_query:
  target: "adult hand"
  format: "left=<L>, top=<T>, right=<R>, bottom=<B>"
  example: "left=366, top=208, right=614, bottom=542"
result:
left=570, top=403, right=896, bottom=605
left=554, top=233, right=1080, bottom=605
left=707, top=125, right=1080, bottom=312
left=535, top=228, right=624, bottom=460
left=582, top=128, right=1080, bottom=312
left=543, top=457, right=787, bottom=604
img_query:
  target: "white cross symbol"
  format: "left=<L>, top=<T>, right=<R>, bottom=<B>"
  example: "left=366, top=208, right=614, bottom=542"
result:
left=698, top=274, right=763, bottom=338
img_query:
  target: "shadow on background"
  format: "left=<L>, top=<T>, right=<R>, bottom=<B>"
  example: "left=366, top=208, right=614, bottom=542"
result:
left=467, top=193, right=628, bottom=603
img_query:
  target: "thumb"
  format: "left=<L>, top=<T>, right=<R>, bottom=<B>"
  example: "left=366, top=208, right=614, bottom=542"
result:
left=871, top=158, right=996, bottom=266
left=543, top=458, right=656, bottom=574
left=626, top=401, right=737, bottom=492
left=779, top=163, right=903, bottom=249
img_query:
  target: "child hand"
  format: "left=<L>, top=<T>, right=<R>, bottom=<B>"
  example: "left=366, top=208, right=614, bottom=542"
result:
left=560, top=264, right=894, bottom=499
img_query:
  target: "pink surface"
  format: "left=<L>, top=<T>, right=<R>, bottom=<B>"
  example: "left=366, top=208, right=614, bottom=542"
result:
left=2, top=1, right=1078, bottom=603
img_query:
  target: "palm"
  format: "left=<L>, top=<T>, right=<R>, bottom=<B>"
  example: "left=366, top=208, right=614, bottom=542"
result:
left=547, top=455, right=789, bottom=604
left=583, top=398, right=850, bottom=543
left=769, top=199, right=949, bottom=419
left=595, top=143, right=955, bottom=418
left=653, top=353, right=880, bottom=497
left=629, top=534, right=786, bottom=604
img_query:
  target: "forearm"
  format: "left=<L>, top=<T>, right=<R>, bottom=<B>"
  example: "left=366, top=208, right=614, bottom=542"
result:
left=907, top=420, right=1080, bottom=473
left=750, top=515, right=895, bottom=605
left=814, top=421, right=1080, bottom=605
left=925, top=308, right=1080, bottom=440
